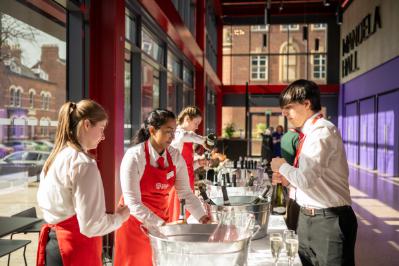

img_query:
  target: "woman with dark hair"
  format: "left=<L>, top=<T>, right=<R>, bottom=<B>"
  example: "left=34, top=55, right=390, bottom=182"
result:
left=114, top=108, right=210, bottom=266
left=36, top=100, right=130, bottom=266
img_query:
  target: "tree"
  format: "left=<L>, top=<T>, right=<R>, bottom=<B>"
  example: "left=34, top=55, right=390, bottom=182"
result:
left=0, top=12, right=38, bottom=61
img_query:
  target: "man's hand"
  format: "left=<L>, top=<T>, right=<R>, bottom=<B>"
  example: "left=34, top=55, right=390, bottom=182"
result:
left=271, top=157, right=287, bottom=172
left=196, top=158, right=208, bottom=167
left=272, top=172, right=290, bottom=187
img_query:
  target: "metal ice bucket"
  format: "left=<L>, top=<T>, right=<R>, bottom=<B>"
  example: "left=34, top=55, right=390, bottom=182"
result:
left=148, top=224, right=252, bottom=266
left=206, top=184, right=257, bottom=198
left=207, top=196, right=271, bottom=240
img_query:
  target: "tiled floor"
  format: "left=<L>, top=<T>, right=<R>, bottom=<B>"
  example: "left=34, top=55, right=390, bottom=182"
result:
left=1, top=167, right=399, bottom=265
left=349, top=168, right=399, bottom=266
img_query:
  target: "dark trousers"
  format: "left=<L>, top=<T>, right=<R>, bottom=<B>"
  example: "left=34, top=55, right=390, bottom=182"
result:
left=285, top=198, right=300, bottom=232
left=297, top=206, right=358, bottom=266
left=45, top=230, right=63, bottom=265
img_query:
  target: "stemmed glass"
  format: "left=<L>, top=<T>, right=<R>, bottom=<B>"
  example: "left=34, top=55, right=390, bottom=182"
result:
left=270, top=232, right=283, bottom=265
left=285, top=232, right=299, bottom=266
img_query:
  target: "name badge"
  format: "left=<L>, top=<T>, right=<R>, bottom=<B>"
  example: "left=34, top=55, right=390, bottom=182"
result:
left=166, top=171, right=174, bottom=180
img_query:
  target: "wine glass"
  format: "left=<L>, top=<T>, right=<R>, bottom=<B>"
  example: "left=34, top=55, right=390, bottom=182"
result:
left=285, top=233, right=299, bottom=266
left=283, top=229, right=295, bottom=248
left=270, top=232, right=283, bottom=265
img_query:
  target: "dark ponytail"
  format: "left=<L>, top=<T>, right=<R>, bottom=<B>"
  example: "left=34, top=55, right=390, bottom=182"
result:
left=132, top=108, right=176, bottom=145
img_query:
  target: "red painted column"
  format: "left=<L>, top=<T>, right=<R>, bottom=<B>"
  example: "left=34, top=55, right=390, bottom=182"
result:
left=195, top=0, right=206, bottom=134
left=216, top=19, right=223, bottom=137
left=89, top=0, right=125, bottom=212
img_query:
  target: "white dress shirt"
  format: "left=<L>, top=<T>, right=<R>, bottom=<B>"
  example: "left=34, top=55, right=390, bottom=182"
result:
left=120, top=141, right=206, bottom=227
left=171, top=126, right=205, bottom=170
left=279, top=112, right=352, bottom=209
left=37, top=146, right=125, bottom=237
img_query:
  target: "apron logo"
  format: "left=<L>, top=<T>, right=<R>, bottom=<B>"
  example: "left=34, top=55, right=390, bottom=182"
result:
left=155, top=183, right=169, bottom=190
left=166, top=171, right=174, bottom=180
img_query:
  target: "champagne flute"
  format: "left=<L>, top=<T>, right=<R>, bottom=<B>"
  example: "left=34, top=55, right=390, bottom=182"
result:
left=285, top=233, right=299, bottom=266
left=270, top=232, right=283, bottom=265
left=283, top=229, right=295, bottom=255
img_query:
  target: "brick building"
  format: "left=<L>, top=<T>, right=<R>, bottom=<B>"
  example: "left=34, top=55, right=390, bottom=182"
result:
left=0, top=45, right=66, bottom=142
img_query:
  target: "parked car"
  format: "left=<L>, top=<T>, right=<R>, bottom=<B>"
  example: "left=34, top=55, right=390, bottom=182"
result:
left=3, top=140, right=38, bottom=152
left=0, top=151, right=50, bottom=178
left=34, top=140, right=54, bottom=151
left=0, top=144, right=14, bottom=158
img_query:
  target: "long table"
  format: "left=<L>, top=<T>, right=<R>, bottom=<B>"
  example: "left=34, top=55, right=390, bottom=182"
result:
left=248, top=215, right=302, bottom=266
left=0, top=216, right=42, bottom=238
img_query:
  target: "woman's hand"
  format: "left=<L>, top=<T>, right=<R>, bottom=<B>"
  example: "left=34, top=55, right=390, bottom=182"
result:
left=116, top=204, right=130, bottom=222
left=199, top=215, right=211, bottom=224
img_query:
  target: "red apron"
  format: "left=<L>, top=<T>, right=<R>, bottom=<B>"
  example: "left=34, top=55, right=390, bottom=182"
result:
left=167, top=142, right=194, bottom=222
left=114, top=141, right=176, bottom=266
left=36, top=215, right=102, bottom=266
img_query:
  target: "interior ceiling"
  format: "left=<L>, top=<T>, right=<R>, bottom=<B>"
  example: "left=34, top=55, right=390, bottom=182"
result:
left=220, top=0, right=346, bottom=23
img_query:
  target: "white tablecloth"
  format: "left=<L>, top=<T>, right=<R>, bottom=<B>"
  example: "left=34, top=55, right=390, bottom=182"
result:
left=248, top=215, right=302, bottom=266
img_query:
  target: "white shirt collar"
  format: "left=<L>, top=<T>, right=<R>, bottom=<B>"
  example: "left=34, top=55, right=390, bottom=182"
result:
left=147, top=140, right=167, bottom=161
left=301, top=112, right=322, bottom=135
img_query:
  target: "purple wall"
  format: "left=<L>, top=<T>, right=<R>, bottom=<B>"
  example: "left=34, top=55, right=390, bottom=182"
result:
left=359, top=98, right=375, bottom=170
left=340, top=56, right=399, bottom=176
left=344, top=56, right=399, bottom=102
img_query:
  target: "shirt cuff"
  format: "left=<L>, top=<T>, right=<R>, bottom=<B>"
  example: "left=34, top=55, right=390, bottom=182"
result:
left=188, top=204, right=207, bottom=221
left=279, top=163, right=292, bottom=179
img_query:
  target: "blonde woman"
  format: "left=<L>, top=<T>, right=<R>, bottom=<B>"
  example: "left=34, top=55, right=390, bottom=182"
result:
left=168, top=106, right=209, bottom=221
left=36, top=100, right=130, bottom=266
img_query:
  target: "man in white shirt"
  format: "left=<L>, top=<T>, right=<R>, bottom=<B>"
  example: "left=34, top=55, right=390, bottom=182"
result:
left=271, top=79, right=357, bottom=266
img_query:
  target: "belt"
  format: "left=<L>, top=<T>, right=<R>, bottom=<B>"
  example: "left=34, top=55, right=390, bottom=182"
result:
left=300, top=205, right=351, bottom=216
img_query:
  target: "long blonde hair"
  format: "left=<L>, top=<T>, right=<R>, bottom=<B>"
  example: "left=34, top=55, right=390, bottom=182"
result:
left=43, top=99, right=108, bottom=175
left=177, top=106, right=202, bottom=125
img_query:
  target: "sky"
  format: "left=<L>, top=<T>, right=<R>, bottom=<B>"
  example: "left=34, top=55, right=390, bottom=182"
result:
left=2, top=13, right=66, bottom=67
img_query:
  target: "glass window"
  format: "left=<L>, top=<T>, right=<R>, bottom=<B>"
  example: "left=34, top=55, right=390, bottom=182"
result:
left=250, top=55, right=268, bottom=80
left=141, top=28, right=164, bottom=63
left=167, top=51, right=181, bottom=77
left=15, top=89, right=22, bottom=107
left=141, top=56, right=160, bottom=122
left=280, top=24, right=300, bottom=31
left=29, top=90, right=35, bottom=108
left=313, top=54, right=326, bottom=79
left=312, top=23, right=327, bottom=30
left=124, top=48, right=132, bottom=149
left=251, top=25, right=269, bottom=31
left=0, top=2, right=66, bottom=201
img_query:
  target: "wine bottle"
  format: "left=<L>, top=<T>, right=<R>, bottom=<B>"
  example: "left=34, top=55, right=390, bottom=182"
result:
left=233, top=160, right=238, bottom=169
left=221, top=185, right=231, bottom=206
left=272, top=183, right=286, bottom=215
left=178, top=199, right=187, bottom=224
left=206, top=168, right=214, bottom=182
left=251, top=185, right=271, bottom=204
left=221, top=173, right=226, bottom=186
left=246, top=172, right=255, bottom=186
left=225, top=173, right=231, bottom=187
left=199, top=184, right=216, bottom=205
left=232, top=174, right=237, bottom=187
left=212, top=171, right=218, bottom=186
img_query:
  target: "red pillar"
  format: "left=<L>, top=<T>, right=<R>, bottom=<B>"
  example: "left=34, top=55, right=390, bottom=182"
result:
left=216, top=19, right=223, bottom=137
left=195, top=0, right=206, bottom=134
left=89, top=0, right=125, bottom=212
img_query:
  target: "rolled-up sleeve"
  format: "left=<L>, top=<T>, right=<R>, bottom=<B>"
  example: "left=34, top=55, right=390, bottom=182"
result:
left=120, top=150, right=165, bottom=227
left=174, top=152, right=206, bottom=220
left=72, top=162, right=125, bottom=237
